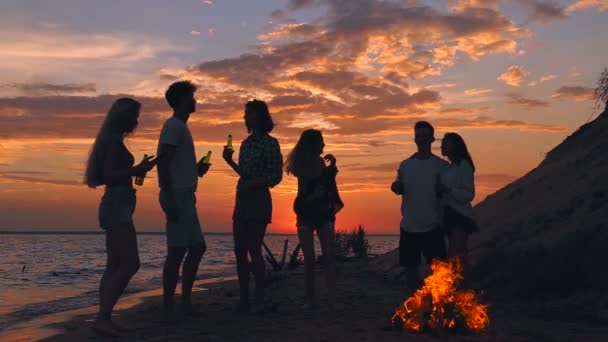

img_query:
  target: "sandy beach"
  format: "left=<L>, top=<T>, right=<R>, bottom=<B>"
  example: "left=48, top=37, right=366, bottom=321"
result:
left=2, top=250, right=608, bottom=342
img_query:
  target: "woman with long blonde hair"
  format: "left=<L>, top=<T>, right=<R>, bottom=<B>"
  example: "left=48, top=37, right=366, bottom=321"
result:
left=85, top=97, right=155, bottom=336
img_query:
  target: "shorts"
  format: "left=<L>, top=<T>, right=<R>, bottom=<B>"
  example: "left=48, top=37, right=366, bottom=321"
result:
left=98, top=186, right=136, bottom=229
left=443, top=206, right=479, bottom=235
left=159, top=189, right=204, bottom=248
left=399, top=228, right=446, bottom=268
left=297, top=221, right=335, bottom=234
left=232, top=186, right=272, bottom=224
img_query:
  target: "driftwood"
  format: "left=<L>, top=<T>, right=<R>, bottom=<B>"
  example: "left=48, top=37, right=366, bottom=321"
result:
left=288, top=242, right=302, bottom=270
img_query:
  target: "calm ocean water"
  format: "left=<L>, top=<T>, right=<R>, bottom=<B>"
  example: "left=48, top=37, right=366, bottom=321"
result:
left=0, top=233, right=397, bottom=330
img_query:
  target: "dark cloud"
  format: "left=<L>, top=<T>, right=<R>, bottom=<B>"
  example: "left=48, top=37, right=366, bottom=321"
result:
left=2, top=83, right=96, bottom=95
left=288, top=0, right=317, bottom=10
left=507, top=93, right=550, bottom=108
left=553, top=85, right=594, bottom=101
left=516, top=0, right=568, bottom=23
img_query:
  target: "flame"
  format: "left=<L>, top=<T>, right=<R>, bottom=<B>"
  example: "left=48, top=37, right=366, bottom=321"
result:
left=392, top=257, right=489, bottom=332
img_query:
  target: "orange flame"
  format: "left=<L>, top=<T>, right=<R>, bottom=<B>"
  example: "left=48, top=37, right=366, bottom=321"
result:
left=392, top=258, right=489, bottom=332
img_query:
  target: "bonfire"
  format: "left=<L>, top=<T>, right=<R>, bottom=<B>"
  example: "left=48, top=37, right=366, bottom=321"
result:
left=392, top=257, right=489, bottom=332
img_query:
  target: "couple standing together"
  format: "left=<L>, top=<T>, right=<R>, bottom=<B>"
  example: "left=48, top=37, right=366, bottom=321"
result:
left=85, top=81, right=341, bottom=336
left=391, top=121, right=478, bottom=291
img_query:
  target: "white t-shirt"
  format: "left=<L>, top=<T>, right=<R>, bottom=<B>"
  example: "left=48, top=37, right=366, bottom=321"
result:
left=157, top=117, right=198, bottom=191
left=440, top=161, right=475, bottom=218
left=397, top=155, right=449, bottom=233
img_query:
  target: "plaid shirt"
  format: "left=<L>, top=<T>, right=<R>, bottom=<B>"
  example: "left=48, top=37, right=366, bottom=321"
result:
left=238, top=133, right=283, bottom=188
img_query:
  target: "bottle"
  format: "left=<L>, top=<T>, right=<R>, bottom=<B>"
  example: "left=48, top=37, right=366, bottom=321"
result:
left=134, top=154, right=148, bottom=186
left=226, top=134, right=233, bottom=150
left=202, top=150, right=212, bottom=164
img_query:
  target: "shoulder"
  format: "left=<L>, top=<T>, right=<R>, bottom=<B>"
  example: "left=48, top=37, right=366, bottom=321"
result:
left=163, top=117, right=186, bottom=130
left=457, top=160, right=474, bottom=174
left=430, top=154, right=449, bottom=167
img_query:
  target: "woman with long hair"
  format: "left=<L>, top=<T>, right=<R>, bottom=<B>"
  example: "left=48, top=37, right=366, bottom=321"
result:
left=222, top=100, right=283, bottom=314
left=285, top=129, right=342, bottom=310
left=85, top=97, right=155, bottom=336
left=436, top=132, right=478, bottom=266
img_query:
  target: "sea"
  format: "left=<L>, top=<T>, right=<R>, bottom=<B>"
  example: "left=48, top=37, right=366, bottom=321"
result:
left=0, top=233, right=397, bottom=330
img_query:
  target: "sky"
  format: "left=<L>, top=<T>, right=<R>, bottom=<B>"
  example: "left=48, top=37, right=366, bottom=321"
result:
left=0, top=0, right=606, bottom=233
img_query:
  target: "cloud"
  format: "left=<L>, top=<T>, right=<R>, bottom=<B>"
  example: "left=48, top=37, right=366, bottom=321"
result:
left=203, top=0, right=214, bottom=6
left=464, top=88, right=494, bottom=96
left=287, top=0, right=317, bottom=10
left=566, top=0, right=608, bottom=12
left=1, top=83, right=96, bottom=96
left=553, top=85, right=595, bottom=101
left=507, top=93, right=550, bottom=108
left=497, top=66, right=529, bottom=86
left=208, top=27, right=217, bottom=37
left=190, top=30, right=201, bottom=36
left=0, top=94, right=167, bottom=139
left=528, top=74, right=557, bottom=86
left=516, top=0, right=568, bottom=23
left=0, top=174, right=81, bottom=187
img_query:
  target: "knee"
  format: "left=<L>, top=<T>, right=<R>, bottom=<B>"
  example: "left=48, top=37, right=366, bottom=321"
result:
left=190, top=243, right=206, bottom=258
left=234, top=246, right=248, bottom=261
left=124, top=259, right=140, bottom=275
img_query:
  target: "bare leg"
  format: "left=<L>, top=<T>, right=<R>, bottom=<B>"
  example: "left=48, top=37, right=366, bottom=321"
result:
left=233, top=221, right=250, bottom=311
left=95, top=223, right=140, bottom=335
left=317, top=224, right=336, bottom=309
left=181, top=242, right=206, bottom=314
left=247, top=222, right=267, bottom=313
left=448, top=226, right=469, bottom=285
left=297, top=226, right=316, bottom=308
left=163, top=247, right=186, bottom=311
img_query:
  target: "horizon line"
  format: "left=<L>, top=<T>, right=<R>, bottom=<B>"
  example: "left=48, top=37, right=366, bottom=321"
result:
left=0, top=230, right=399, bottom=236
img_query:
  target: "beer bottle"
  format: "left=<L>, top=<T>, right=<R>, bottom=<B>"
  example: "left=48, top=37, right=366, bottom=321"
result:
left=134, top=154, right=148, bottom=186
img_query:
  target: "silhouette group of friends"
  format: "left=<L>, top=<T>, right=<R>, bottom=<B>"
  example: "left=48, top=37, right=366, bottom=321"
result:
left=85, top=80, right=478, bottom=336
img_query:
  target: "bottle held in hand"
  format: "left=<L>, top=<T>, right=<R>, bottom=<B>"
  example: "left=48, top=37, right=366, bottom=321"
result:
left=226, top=134, right=233, bottom=150
left=202, top=150, right=212, bottom=164
left=134, top=154, right=148, bottom=186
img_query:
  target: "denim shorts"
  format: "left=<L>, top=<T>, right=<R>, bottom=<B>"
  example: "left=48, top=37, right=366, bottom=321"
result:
left=98, top=186, right=136, bottom=229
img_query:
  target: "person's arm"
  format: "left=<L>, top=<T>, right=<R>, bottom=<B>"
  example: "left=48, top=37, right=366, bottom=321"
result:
left=391, top=163, right=404, bottom=195
left=222, top=145, right=241, bottom=176
left=102, top=139, right=154, bottom=184
left=261, top=138, right=283, bottom=188
left=448, top=162, right=475, bottom=203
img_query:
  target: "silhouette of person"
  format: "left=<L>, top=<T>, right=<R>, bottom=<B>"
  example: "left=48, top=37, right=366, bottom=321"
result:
left=390, top=121, right=448, bottom=292
left=85, top=97, right=156, bottom=336
left=222, top=100, right=283, bottom=314
left=157, top=81, right=211, bottom=317
left=436, top=132, right=478, bottom=269
left=285, top=129, right=343, bottom=310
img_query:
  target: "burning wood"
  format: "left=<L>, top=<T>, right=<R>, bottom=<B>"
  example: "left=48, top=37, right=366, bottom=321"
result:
left=392, top=257, right=489, bottom=333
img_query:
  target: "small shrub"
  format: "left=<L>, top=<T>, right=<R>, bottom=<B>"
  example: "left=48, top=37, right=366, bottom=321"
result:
left=349, top=225, right=370, bottom=258
left=334, top=225, right=370, bottom=258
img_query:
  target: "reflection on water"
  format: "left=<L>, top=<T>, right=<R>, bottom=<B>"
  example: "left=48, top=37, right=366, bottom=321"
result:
left=0, top=233, right=397, bottom=329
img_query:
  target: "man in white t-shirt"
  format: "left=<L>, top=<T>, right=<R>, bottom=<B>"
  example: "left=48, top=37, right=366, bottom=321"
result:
left=157, top=80, right=211, bottom=316
left=391, top=121, right=449, bottom=291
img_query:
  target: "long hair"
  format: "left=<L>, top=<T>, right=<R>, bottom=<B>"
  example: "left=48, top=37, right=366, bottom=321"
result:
left=284, top=129, right=323, bottom=178
left=246, top=99, right=274, bottom=134
left=84, top=98, right=141, bottom=188
left=443, top=132, right=475, bottom=172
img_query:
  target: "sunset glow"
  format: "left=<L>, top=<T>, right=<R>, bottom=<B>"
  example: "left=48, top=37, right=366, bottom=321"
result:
left=1, top=0, right=606, bottom=233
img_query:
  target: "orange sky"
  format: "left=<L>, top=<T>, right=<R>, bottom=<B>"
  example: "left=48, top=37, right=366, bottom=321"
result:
left=0, top=0, right=606, bottom=233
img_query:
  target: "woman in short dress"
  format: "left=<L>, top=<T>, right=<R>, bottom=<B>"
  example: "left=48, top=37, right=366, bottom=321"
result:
left=222, top=99, right=283, bottom=314
left=85, top=98, right=155, bottom=336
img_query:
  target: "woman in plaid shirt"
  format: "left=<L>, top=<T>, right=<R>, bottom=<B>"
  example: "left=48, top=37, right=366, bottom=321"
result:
left=222, top=99, right=283, bottom=314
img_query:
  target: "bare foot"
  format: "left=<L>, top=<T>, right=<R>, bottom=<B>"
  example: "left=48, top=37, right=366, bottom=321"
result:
left=92, top=319, right=120, bottom=337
